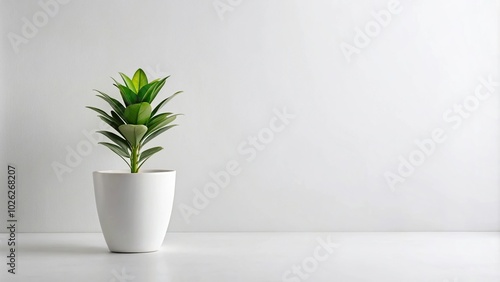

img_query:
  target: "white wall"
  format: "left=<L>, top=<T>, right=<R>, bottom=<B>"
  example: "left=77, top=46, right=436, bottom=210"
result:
left=0, top=0, right=498, bottom=232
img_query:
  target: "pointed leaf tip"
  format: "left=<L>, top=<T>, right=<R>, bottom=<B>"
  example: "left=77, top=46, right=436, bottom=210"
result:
left=132, top=69, right=148, bottom=92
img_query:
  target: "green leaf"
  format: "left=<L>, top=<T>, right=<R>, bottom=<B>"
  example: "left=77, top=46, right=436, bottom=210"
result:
left=94, top=90, right=125, bottom=116
left=123, top=102, right=152, bottom=125
left=151, top=90, right=182, bottom=117
left=99, top=142, right=130, bottom=158
left=137, top=80, right=159, bottom=102
left=87, top=106, right=120, bottom=128
left=112, top=77, right=136, bottom=105
left=147, top=112, right=171, bottom=128
left=111, top=111, right=125, bottom=125
left=143, top=76, right=168, bottom=104
left=97, top=131, right=130, bottom=152
left=141, top=124, right=177, bottom=146
left=116, top=84, right=137, bottom=106
left=118, top=124, right=148, bottom=147
left=86, top=106, right=110, bottom=118
left=119, top=72, right=137, bottom=93
left=111, top=77, right=123, bottom=88
left=137, top=82, right=154, bottom=102
left=147, top=113, right=179, bottom=134
left=138, top=146, right=163, bottom=166
left=132, top=69, right=148, bottom=92
left=98, top=115, right=119, bottom=131
left=148, top=77, right=167, bottom=103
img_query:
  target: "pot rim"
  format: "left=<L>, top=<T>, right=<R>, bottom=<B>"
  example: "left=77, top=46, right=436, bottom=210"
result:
left=93, top=169, right=175, bottom=174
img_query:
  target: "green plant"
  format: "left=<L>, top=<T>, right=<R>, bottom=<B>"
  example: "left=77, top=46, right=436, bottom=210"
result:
left=87, top=68, right=182, bottom=173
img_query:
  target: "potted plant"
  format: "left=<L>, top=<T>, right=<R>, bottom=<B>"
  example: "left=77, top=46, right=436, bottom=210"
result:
left=87, top=68, right=182, bottom=253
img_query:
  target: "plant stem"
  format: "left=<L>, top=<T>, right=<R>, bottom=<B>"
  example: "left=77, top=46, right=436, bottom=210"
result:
left=131, top=146, right=140, bottom=173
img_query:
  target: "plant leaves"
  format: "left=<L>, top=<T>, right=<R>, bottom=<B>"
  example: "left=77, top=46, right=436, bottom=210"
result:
left=86, top=106, right=110, bottom=118
left=111, top=111, right=125, bottom=125
left=132, top=69, right=148, bottom=92
left=147, top=112, right=170, bottom=128
left=99, top=142, right=130, bottom=158
left=147, top=113, right=179, bottom=134
left=87, top=106, right=120, bottom=127
left=141, top=124, right=177, bottom=146
left=148, top=77, right=167, bottom=103
left=119, top=72, right=137, bottom=93
left=147, top=112, right=171, bottom=124
left=111, top=79, right=135, bottom=106
left=151, top=90, right=182, bottom=117
left=116, top=84, right=137, bottom=106
left=94, top=90, right=125, bottom=116
left=143, top=76, right=168, bottom=104
left=98, top=115, right=119, bottom=131
left=136, top=81, right=157, bottom=102
left=118, top=124, right=148, bottom=147
left=123, top=102, right=152, bottom=125
left=138, top=146, right=163, bottom=166
left=97, top=131, right=130, bottom=152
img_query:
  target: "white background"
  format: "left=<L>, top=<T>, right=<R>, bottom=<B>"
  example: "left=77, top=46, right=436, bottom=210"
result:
left=0, top=0, right=498, bottom=232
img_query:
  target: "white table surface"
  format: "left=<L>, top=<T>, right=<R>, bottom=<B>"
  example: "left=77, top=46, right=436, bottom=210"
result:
left=0, top=232, right=498, bottom=282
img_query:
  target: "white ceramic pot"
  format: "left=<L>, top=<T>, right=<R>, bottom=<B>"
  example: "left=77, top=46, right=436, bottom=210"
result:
left=93, top=169, right=176, bottom=253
